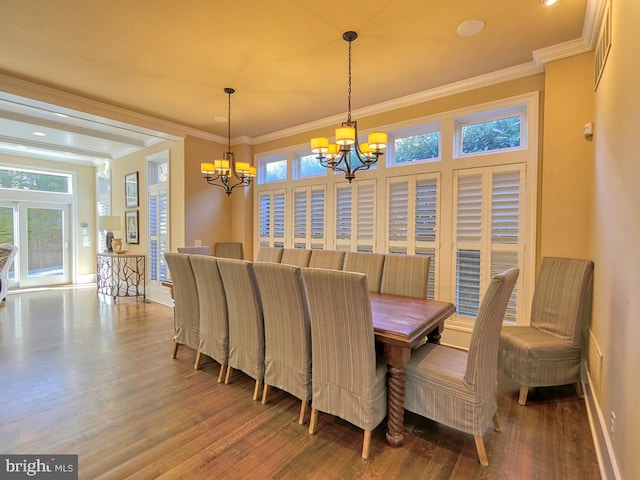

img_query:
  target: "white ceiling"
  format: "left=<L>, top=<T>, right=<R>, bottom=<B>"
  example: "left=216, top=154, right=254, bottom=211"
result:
left=0, top=0, right=599, bottom=166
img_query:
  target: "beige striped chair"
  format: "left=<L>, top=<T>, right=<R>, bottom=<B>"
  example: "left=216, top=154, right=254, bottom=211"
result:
left=164, top=253, right=200, bottom=360
left=308, top=249, right=345, bottom=270
left=280, top=248, right=311, bottom=267
left=189, top=255, right=229, bottom=382
left=254, top=263, right=312, bottom=424
left=404, top=268, right=519, bottom=466
left=499, top=257, right=594, bottom=406
left=380, top=254, right=431, bottom=298
left=214, top=242, right=243, bottom=259
left=216, top=258, right=265, bottom=400
left=302, top=268, right=387, bottom=460
left=343, top=252, right=385, bottom=292
left=177, top=246, right=212, bottom=255
left=256, top=247, right=283, bottom=263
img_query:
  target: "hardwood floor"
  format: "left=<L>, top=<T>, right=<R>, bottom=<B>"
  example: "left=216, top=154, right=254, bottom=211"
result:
left=0, top=286, right=601, bottom=479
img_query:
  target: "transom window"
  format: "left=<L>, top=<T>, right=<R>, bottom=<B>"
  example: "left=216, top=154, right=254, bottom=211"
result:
left=0, top=167, right=71, bottom=194
left=296, top=153, right=327, bottom=179
left=455, top=106, right=525, bottom=156
left=390, top=124, right=440, bottom=166
left=259, top=156, right=287, bottom=183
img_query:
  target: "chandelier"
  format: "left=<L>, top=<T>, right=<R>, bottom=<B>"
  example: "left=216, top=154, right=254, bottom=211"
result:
left=310, top=31, right=387, bottom=183
left=201, top=87, right=256, bottom=196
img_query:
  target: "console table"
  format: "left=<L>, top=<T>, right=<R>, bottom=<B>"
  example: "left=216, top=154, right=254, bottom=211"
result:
left=97, top=253, right=146, bottom=301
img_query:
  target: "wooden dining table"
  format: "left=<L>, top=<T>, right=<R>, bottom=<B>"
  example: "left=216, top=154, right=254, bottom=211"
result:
left=369, top=292, right=456, bottom=447
left=163, top=277, right=455, bottom=448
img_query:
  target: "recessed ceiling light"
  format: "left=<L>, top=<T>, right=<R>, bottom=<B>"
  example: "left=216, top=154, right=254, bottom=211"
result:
left=457, top=19, right=485, bottom=37
left=33, top=131, right=46, bottom=136
left=542, top=0, right=558, bottom=6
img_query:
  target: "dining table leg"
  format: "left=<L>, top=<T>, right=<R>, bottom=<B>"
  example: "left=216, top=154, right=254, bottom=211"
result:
left=382, top=343, right=411, bottom=447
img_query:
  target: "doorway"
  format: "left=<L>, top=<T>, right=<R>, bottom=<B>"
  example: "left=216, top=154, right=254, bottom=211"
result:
left=0, top=202, right=72, bottom=288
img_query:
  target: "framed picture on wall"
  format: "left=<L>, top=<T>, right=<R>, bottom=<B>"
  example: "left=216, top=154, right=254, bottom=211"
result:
left=125, top=171, right=139, bottom=208
left=125, top=210, right=139, bottom=244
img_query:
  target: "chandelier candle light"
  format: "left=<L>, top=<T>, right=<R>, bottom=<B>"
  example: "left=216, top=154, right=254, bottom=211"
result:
left=201, top=87, right=256, bottom=196
left=310, top=31, right=387, bottom=183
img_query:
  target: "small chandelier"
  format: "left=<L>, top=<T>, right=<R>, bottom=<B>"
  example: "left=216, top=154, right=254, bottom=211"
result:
left=310, top=31, right=387, bottom=183
left=201, top=87, right=256, bottom=196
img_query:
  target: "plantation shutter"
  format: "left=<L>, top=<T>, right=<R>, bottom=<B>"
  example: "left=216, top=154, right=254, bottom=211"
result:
left=415, top=176, right=439, bottom=300
left=491, top=168, right=523, bottom=323
left=356, top=181, right=375, bottom=252
left=455, top=173, right=482, bottom=317
left=310, top=186, right=325, bottom=249
left=273, top=192, right=285, bottom=247
left=336, top=185, right=352, bottom=250
left=259, top=192, right=271, bottom=247
left=293, top=189, right=307, bottom=248
left=388, top=180, right=409, bottom=253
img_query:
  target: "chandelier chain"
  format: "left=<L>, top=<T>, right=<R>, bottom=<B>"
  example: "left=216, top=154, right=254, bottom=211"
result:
left=347, top=37, right=352, bottom=123
left=227, top=90, right=232, bottom=151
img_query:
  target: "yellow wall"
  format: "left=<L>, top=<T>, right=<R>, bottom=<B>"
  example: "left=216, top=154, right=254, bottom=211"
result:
left=591, top=0, right=640, bottom=477
left=183, top=135, right=231, bottom=250
left=110, top=139, right=185, bottom=255
left=183, top=136, right=254, bottom=258
left=540, top=53, right=594, bottom=260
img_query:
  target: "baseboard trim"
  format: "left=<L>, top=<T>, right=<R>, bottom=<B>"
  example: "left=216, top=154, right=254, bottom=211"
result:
left=583, top=368, right=622, bottom=480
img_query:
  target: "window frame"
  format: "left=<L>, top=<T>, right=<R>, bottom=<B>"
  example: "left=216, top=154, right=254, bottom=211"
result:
left=387, top=122, right=442, bottom=167
left=454, top=104, right=527, bottom=159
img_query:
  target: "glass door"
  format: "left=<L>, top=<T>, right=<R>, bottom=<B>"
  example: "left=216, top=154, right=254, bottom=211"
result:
left=18, top=203, right=71, bottom=288
left=0, top=204, right=17, bottom=289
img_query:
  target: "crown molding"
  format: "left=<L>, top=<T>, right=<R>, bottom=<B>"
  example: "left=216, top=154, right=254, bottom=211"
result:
left=251, top=61, right=544, bottom=145
left=0, top=72, right=220, bottom=143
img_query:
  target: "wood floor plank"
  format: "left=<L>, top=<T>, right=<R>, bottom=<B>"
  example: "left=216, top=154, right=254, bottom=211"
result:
left=0, top=286, right=601, bottom=479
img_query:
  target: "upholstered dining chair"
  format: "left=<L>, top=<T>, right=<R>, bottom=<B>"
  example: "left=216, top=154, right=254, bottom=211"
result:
left=164, top=253, right=200, bottom=360
left=404, top=268, right=519, bottom=466
left=302, top=268, right=387, bottom=459
left=177, top=246, right=212, bottom=255
left=307, top=249, right=345, bottom=270
left=499, top=257, right=594, bottom=406
left=189, top=255, right=229, bottom=382
left=380, top=254, right=431, bottom=298
left=0, top=244, right=18, bottom=305
left=280, top=248, right=311, bottom=267
left=253, top=262, right=312, bottom=424
left=214, top=242, right=243, bottom=259
left=343, top=252, right=385, bottom=292
left=216, top=258, right=265, bottom=400
left=256, top=247, right=284, bottom=263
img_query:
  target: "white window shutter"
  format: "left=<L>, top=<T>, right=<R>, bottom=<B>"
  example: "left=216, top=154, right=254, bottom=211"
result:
left=259, top=193, right=271, bottom=247
left=293, top=189, right=307, bottom=244
left=336, top=185, right=352, bottom=249
left=356, top=181, right=375, bottom=252
left=273, top=192, right=285, bottom=247
left=310, top=187, right=325, bottom=248
left=388, top=180, right=409, bottom=253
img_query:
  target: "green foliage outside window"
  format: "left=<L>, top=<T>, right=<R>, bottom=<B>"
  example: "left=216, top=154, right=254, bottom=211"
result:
left=394, top=132, right=439, bottom=163
left=0, top=207, right=14, bottom=244
left=0, top=168, right=70, bottom=193
left=461, top=116, right=521, bottom=154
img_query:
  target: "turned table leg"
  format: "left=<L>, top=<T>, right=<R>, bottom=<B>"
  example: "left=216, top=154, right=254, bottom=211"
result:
left=382, top=344, right=411, bottom=447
